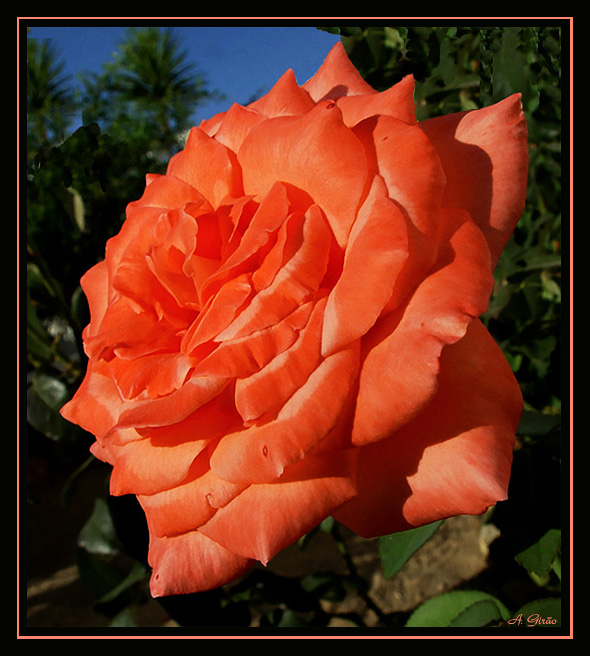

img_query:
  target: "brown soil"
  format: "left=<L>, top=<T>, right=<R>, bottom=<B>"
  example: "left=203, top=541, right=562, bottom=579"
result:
left=268, top=515, right=498, bottom=627
left=23, top=455, right=497, bottom=631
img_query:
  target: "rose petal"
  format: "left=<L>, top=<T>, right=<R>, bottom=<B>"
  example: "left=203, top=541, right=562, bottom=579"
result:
left=198, top=181, right=292, bottom=305
left=109, top=435, right=208, bottom=497
left=194, top=300, right=313, bottom=379
left=113, top=261, right=195, bottom=329
left=337, top=74, right=417, bottom=127
left=216, top=194, right=258, bottom=263
left=209, top=343, right=359, bottom=484
left=354, top=114, right=446, bottom=252
left=148, top=530, right=254, bottom=597
left=238, top=100, right=368, bottom=247
left=138, top=451, right=248, bottom=537
left=234, top=295, right=326, bottom=423
left=83, top=299, right=181, bottom=362
left=419, top=93, right=528, bottom=267
left=108, top=352, right=195, bottom=400
left=215, top=205, right=332, bottom=341
left=181, top=273, right=253, bottom=354
left=138, top=384, right=239, bottom=444
left=59, top=359, right=123, bottom=439
left=110, top=391, right=241, bottom=496
left=302, top=41, right=376, bottom=102
left=78, top=261, right=109, bottom=340
left=200, top=450, right=357, bottom=564
left=115, top=375, right=229, bottom=429
left=212, top=102, right=266, bottom=153
left=334, top=318, right=521, bottom=536
left=129, top=172, right=210, bottom=212
left=166, top=126, right=242, bottom=207
left=248, top=68, right=315, bottom=117
left=145, top=216, right=199, bottom=310
left=109, top=208, right=199, bottom=328
left=321, top=175, right=409, bottom=356
left=352, top=207, right=494, bottom=445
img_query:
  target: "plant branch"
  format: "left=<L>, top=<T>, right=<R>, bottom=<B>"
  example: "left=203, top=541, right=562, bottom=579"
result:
left=331, top=522, right=390, bottom=626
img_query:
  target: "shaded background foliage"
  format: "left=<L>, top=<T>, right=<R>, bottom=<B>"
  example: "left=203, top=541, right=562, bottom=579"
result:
left=23, top=24, right=567, bottom=633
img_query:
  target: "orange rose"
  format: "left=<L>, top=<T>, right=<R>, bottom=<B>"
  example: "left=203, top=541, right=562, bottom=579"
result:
left=61, top=43, right=528, bottom=597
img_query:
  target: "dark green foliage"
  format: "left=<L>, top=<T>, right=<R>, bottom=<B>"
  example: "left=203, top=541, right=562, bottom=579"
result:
left=27, top=35, right=78, bottom=157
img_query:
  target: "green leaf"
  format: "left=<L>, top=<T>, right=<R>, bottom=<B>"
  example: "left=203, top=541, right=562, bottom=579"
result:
left=96, top=562, right=147, bottom=605
left=26, top=278, right=54, bottom=362
left=511, top=597, right=561, bottom=627
left=76, top=547, right=127, bottom=601
left=276, top=609, right=310, bottom=627
left=60, top=455, right=96, bottom=507
left=66, top=186, right=85, bottom=231
left=406, top=590, right=511, bottom=628
left=447, top=599, right=507, bottom=627
left=78, top=497, right=122, bottom=556
left=379, top=520, right=443, bottom=579
left=492, top=27, right=539, bottom=110
left=517, top=411, right=561, bottom=437
left=26, top=321, right=54, bottom=363
left=27, top=373, right=71, bottom=440
left=300, top=572, right=348, bottom=603
left=109, top=605, right=139, bottom=627
left=515, top=528, right=561, bottom=581
left=30, top=372, right=68, bottom=409
left=70, top=284, right=89, bottom=329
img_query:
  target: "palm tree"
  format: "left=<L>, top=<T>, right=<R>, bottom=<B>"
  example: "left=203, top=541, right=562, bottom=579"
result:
left=27, top=36, right=77, bottom=155
left=79, top=27, right=220, bottom=156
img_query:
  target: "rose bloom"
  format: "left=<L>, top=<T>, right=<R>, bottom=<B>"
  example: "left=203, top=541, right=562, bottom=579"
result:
left=61, top=43, right=528, bottom=597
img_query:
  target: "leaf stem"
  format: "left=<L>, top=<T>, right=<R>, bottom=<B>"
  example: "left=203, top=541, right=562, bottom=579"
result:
left=331, top=522, right=390, bottom=626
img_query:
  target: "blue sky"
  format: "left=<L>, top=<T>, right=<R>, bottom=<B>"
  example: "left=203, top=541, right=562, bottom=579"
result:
left=26, top=22, right=342, bottom=125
